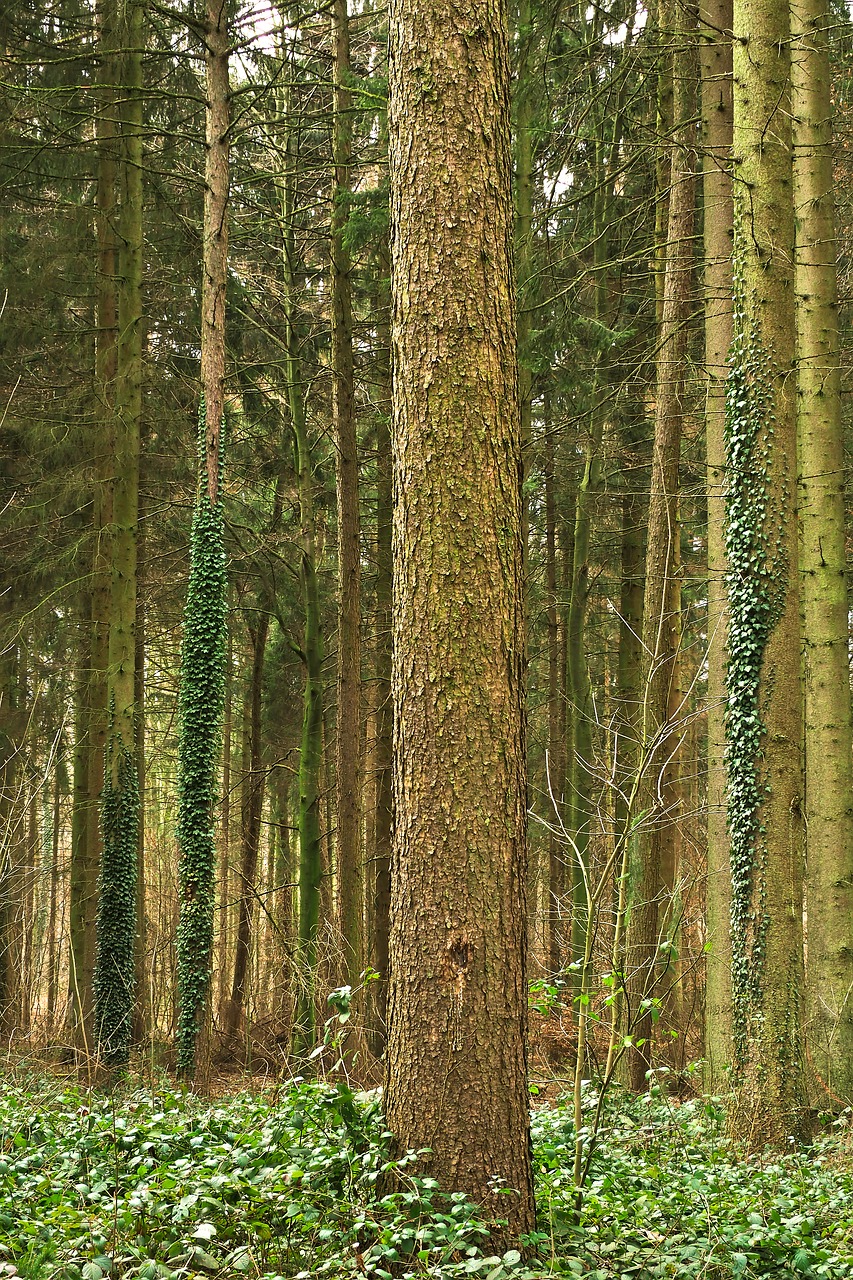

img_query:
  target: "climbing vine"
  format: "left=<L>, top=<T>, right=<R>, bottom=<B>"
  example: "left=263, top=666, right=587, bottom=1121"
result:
left=723, top=249, right=789, bottom=1070
left=94, top=713, right=139, bottom=1067
left=175, top=396, right=228, bottom=1077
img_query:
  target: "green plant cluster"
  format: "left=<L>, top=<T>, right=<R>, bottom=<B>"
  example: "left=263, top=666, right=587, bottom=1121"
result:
left=3, top=1073, right=853, bottom=1279
left=0, top=1076, right=529, bottom=1280
left=723, top=256, right=788, bottom=1069
left=94, top=730, right=139, bottom=1067
left=536, top=1083, right=853, bottom=1277
left=175, top=398, right=228, bottom=1077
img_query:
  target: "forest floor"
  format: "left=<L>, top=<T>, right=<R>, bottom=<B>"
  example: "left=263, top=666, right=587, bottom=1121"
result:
left=0, top=1058, right=852, bottom=1280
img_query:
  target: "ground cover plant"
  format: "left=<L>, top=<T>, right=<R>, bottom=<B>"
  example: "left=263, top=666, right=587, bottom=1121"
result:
left=0, top=1069, right=852, bottom=1280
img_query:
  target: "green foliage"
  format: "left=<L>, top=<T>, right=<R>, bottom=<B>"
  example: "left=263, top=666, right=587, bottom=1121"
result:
left=723, top=253, right=789, bottom=1067
left=175, top=398, right=228, bottom=1077
left=95, top=730, right=139, bottom=1068
left=536, top=1085, right=853, bottom=1277
left=3, top=1076, right=853, bottom=1279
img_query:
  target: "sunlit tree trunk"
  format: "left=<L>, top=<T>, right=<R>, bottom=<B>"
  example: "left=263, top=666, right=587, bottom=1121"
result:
left=791, top=0, right=853, bottom=1106
left=384, top=0, right=535, bottom=1243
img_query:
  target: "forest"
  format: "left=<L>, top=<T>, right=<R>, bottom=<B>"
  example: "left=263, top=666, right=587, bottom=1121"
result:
left=4, top=0, right=853, bottom=1273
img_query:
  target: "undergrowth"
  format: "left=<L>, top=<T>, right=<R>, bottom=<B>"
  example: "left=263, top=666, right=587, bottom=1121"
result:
left=0, top=1070, right=852, bottom=1280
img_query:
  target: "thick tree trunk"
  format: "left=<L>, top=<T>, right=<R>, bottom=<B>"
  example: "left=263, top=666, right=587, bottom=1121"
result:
left=384, top=0, right=535, bottom=1243
left=726, top=0, right=807, bottom=1144
left=791, top=0, right=853, bottom=1106
left=699, top=0, right=734, bottom=1091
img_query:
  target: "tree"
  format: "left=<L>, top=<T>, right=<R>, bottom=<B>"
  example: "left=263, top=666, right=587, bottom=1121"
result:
left=382, top=0, right=535, bottom=1245
left=94, top=0, right=144, bottom=1069
left=175, top=0, right=231, bottom=1079
left=628, top=0, right=697, bottom=1092
left=725, top=0, right=807, bottom=1144
left=330, top=0, right=363, bottom=996
left=699, top=0, right=733, bottom=1093
left=791, top=0, right=853, bottom=1105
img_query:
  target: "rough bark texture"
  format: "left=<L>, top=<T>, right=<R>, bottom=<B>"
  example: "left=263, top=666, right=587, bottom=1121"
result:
left=791, top=0, right=853, bottom=1106
left=368, top=266, right=393, bottom=1053
left=331, top=0, right=363, bottom=992
left=94, top=0, right=143, bottom=1068
left=699, top=0, right=733, bottom=1092
left=726, top=0, right=807, bottom=1145
left=628, top=8, right=695, bottom=1092
left=384, top=0, right=534, bottom=1243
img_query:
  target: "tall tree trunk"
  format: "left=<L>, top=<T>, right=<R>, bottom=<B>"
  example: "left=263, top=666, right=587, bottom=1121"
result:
left=225, top=613, right=270, bottom=1041
left=726, top=0, right=807, bottom=1145
left=94, top=0, right=143, bottom=1068
left=628, top=5, right=695, bottom=1092
left=70, top=0, right=117, bottom=1058
left=132, top=483, right=148, bottom=1045
left=0, top=632, right=23, bottom=1037
left=47, top=759, right=61, bottom=1029
left=384, top=0, right=535, bottom=1244
left=217, top=608, right=233, bottom=1015
left=175, top=0, right=230, bottom=1081
left=544, top=402, right=566, bottom=977
left=331, top=0, right=363, bottom=993
left=792, top=0, right=853, bottom=1106
left=699, top=0, right=733, bottom=1092
left=368, top=268, right=393, bottom=1054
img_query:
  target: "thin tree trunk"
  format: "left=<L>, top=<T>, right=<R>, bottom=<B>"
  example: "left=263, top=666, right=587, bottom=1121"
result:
left=132, top=483, right=148, bottom=1045
left=94, top=0, right=143, bottom=1069
left=699, top=0, right=733, bottom=1091
left=331, top=0, right=363, bottom=995
left=274, top=57, right=326, bottom=1056
left=368, top=273, right=393, bottom=1053
left=47, top=760, right=61, bottom=1029
left=225, top=613, right=270, bottom=1041
left=628, top=4, right=695, bottom=1092
left=175, top=0, right=230, bottom=1082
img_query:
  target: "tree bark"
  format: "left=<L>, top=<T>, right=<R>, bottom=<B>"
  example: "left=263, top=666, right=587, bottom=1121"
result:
left=384, top=0, right=535, bottom=1242
left=726, top=0, right=807, bottom=1144
left=699, top=0, right=733, bottom=1092
left=331, top=0, right=363, bottom=993
left=94, top=0, right=143, bottom=1068
left=628, top=2, right=695, bottom=1092
left=225, top=612, right=269, bottom=1042
left=791, top=0, right=853, bottom=1106
left=175, top=0, right=230, bottom=1081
